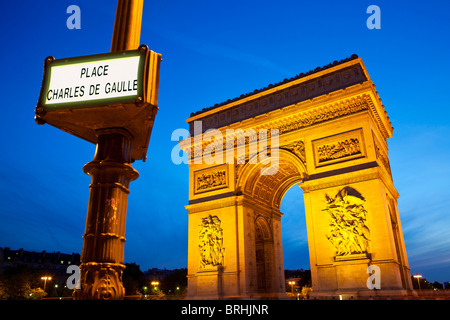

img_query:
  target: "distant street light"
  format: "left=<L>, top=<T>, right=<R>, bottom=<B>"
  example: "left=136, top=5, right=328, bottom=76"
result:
left=151, top=281, right=159, bottom=292
left=413, top=274, right=422, bottom=290
left=288, top=281, right=295, bottom=295
left=41, top=276, right=52, bottom=291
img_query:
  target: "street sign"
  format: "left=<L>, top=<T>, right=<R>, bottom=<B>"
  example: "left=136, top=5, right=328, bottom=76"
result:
left=39, top=50, right=144, bottom=110
left=35, top=45, right=161, bottom=161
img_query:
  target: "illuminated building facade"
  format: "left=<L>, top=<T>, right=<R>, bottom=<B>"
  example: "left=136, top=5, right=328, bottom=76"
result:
left=180, top=55, right=415, bottom=299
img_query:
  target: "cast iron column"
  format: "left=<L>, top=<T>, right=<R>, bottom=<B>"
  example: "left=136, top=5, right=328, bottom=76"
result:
left=76, top=129, right=138, bottom=300
left=75, top=0, right=144, bottom=300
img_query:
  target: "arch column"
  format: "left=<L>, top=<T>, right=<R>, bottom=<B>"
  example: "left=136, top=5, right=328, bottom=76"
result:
left=300, top=165, right=415, bottom=298
left=185, top=192, right=287, bottom=299
left=183, top=149, right=303, bottom=299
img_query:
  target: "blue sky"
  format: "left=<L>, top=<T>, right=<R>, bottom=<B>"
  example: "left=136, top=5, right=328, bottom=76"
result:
left=0, top=0, right=449, bottom=283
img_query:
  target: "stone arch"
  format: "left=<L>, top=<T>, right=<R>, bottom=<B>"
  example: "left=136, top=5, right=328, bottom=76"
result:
left=254, top=215, right=272, bottom=241
left=181, top=56, right=415, bottom=299
left=237, top=148, right=306, bottom=210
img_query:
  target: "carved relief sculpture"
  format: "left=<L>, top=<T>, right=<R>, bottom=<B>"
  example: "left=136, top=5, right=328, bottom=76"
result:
left=278, top=98, right=370, bottom=135
left=317, top=138, right=361, bottom=163
left=323, top=187, right=370, bottom=257
left=373, top=135, right=392, bottom=177
left=312, top=128, right=366, bottom=167
left=195, top=169, right=227, bottom=192
left=282, top=140, right=306, bottom=165
left=198, top=215, right=225, bottom=268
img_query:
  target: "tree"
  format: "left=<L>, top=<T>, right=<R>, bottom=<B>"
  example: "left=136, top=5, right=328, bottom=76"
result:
left=122, top=262, right=145, bottom=295
left=24, top=284, right=47, bottom=300
left=432, top=281, right=443, bottom=290
left=284, top=269, right=311, bottom=292
left=301, top=286, right=312, bottom=300
left=411, top=275, right=433, bottom=290
left=0, top=280, right=9, bottom=300
left=160, top=269, right=187, bottom=295
left=0, top=265, right=42, bottom=299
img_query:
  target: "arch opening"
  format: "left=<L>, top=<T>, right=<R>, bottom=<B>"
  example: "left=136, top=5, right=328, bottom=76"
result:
left=236, top=148, right=306, bottom=210
left=280, top=184, right=310, bottom=295
left=235, top=148, right=310, bottom=297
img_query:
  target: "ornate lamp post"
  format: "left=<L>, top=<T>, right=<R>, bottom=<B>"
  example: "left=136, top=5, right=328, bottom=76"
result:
left=35, top=0, right=161, bottom=300
left=75, top=0, right=156, bottom=300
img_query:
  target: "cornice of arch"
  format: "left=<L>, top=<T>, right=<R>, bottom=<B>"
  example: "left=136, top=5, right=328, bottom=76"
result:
left=180, top=89, right=392, bottom=161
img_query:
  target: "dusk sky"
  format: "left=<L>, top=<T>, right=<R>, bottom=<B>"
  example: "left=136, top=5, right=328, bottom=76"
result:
left=0, top=0, right=449, bottom=283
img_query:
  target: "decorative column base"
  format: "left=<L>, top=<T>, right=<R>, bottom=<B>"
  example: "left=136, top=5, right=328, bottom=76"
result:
left=74, top=263, right=125, bottom=300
